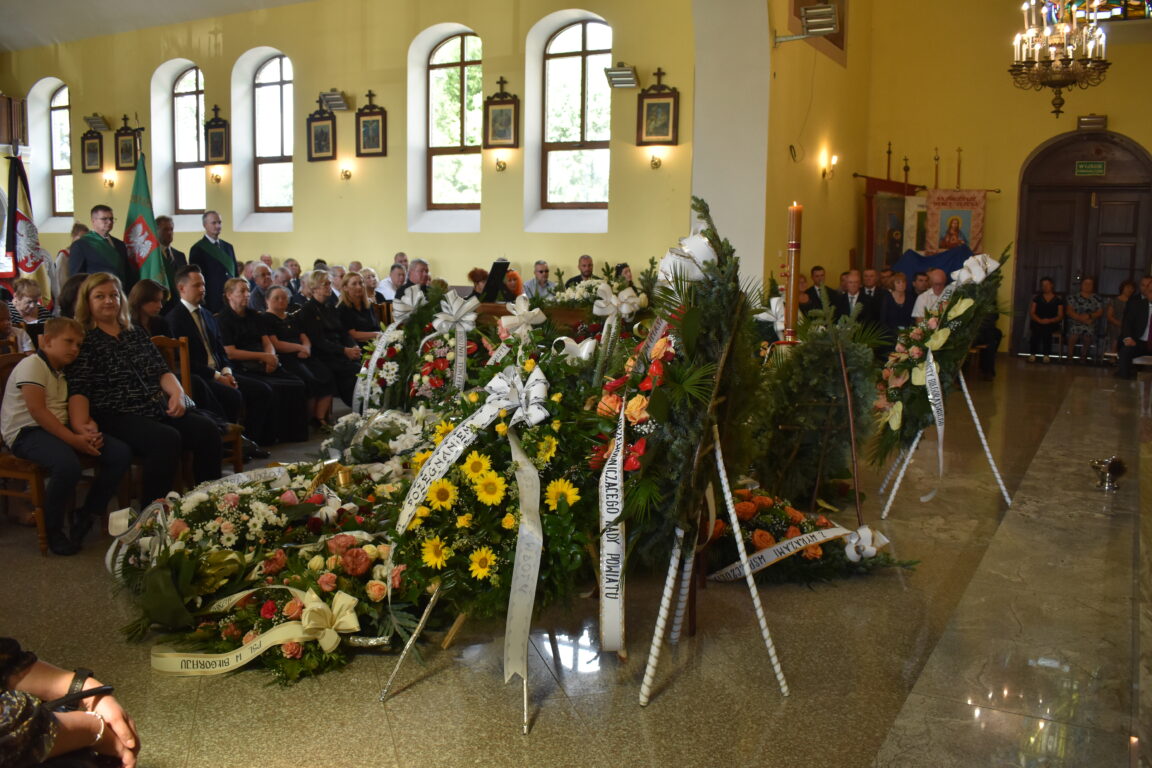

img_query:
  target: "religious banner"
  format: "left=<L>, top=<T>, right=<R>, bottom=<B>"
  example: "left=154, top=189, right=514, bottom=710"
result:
left=4, top=154, right=53, bottom=296
left=924, top=189, right=986, bottom=255
left=125, top=153, right=165, bottom=290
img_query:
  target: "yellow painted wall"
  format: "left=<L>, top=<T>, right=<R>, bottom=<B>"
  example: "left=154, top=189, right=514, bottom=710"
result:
left=764, top=0, right=875, bottom=283
left=0, top=0, right=694, bottom=283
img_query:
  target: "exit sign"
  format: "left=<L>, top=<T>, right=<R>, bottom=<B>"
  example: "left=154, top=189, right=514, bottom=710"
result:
left=1075, top=160, right=1106, bottom=176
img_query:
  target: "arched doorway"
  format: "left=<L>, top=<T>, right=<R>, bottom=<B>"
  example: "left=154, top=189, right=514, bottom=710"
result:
left=1013, top=130, right=1152, bottom=354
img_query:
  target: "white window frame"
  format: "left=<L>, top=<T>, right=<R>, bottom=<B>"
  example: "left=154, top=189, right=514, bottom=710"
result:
left=26, top=76, right=71, bottom=233
left=231, top=46, right=294, bottom=233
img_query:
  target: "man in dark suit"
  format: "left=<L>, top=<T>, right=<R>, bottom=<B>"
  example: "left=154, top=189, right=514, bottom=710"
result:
left=1117, top=277, right=1152, bottom=379
left=189, top=210, right=238, bottom=313
left=398, top=258, right=431, bottom=296
left=833, top=271, right=881, bottom=325
left=805, top=265, right=839, bottom=313
left=69, top=204, right=136, bottom=290
left=154, top=215, right=186, bottom=311
left=166, top=266, right=276, bottom=450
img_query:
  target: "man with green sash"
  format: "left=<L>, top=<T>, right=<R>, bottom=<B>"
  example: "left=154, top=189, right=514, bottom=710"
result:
left=189, top=210, right=237, bottom=313
left=154, top=216, right=186, bottom=311
left=68, top=205, right=135, bottom=290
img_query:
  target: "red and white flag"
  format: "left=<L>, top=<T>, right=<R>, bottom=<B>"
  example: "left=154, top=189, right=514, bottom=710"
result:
left=4, top=155, right=53, bottom=302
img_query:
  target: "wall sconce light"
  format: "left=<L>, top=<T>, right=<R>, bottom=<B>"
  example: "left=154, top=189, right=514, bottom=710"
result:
left=339, top=166, right=353, bottom=181
left=209, top=166, right=223, bottom=184
left=102, top=173, right=115, bottom=189
left=494, top=152, right=507, bottom=172
left=822, top=154, right=838, bottom=179
left=650, top=155, right=662, bottom=170
left=648, top=146, right=668, bottom=170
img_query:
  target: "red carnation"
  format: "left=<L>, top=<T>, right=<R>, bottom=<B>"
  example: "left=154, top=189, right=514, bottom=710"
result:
left=305, top=493, right=325, bottom=505
left=262, top=548, right=288, bottom=576
left=386, top=347, right=398, bottom=358
left=341, top=547, right=372, bottom=577
left=260, top=599, right=277, bottom=619
left=429, top=376, right=444, bottom=389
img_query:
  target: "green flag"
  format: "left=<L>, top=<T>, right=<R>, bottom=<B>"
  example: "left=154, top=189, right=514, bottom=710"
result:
left=123, top=152, right=166, bottom=291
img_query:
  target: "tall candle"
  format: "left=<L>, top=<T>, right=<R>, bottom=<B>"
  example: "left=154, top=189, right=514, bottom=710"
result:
left=787, top=202, right=803, bottom=244
left=1022, top=2, right=1030, bottom=28
left=785, top=202, right=803, bottom=338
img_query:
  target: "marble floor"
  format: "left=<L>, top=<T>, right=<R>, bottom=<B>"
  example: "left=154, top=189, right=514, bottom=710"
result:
left=0, top=357, right=1146, bottom=768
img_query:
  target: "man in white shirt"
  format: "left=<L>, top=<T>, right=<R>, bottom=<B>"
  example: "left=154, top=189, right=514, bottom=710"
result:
left=380, top=263, right=406, bottom=302
left=911, top=268, right=949, bottom=320
left=523, top=260, right=556, bottom=299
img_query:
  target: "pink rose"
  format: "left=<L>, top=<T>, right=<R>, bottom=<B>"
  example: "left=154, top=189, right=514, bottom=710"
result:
left=927, top=317, right=939, bottom=329
left=220, top=520, right=235, bottom=535
left=282, top=597, right=304, bottom=620
left=910, top=328, right=924, bottom=341
left=168, top=519, right=190, bottom=539
left=318, top=572, right=338, bottom=592
left=221, top=623, right=241, bottom=640
left=881, top=368, right=891, bottom=380
left=365, top=580, right=388, bottom=602
left=242, top=630, right=260, bottom=645
left=895, top=343, right=906, bottom=353
left=326, top=533, right=357, bottom=556
left=341, top=548, right=372, bottom=577
left=390, top=564, right=407, bottom=590
left=262, top=548, right=287, bottom=576
left=909, top=346, right=924, bottom=359
left=222, top=492, right=240, bottom=508
left=279, top=489, right=300, bottom=505
left=873, top=397, right=891, bottom=411
left=281, top=642, right=303, bottom=659
left=260, top=600, right=277, bottom=619
left=890, top=370, right=909, bottom=388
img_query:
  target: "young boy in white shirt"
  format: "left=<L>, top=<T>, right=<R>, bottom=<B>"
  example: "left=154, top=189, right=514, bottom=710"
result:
left=0, top=317, right=131, bottom=555
left=0, top=300, right=34, bottom=354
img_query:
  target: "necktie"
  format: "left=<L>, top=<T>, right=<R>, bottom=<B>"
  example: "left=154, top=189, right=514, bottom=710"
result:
left=192, top=307, right=219, bottom=369
left=1145, top=303, right=1152, bottom=343
left=849, top=295, right=857, bottom=312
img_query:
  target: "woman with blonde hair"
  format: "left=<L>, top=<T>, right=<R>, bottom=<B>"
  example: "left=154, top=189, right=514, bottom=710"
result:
left=293, top=269, right=362, bottom=405
left=67, top=272, right=221, bottom=503
left=337, top=271, right=381, bottom=346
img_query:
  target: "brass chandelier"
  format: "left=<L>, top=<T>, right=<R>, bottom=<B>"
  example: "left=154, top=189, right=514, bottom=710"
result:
left=1009, top=0, right=1110, bottom=117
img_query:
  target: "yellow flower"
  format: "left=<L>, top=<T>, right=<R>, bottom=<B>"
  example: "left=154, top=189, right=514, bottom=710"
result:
left=462, top=451, right=492, bottom=481
left=474, top=472, right=507, bottom=506
left=467, top=391, right=480, bottom=403
left=523, top=358, right=537, bottom=373
left=550, top=392, right=563, bottom=403
left=411, top=450, right=433, bottom=473
left=624, top=394, right=650, bottom=425
left=406, top=506, right=431, bottom=530
left=649, top=335, right=671, bottom=360
left=551, top=419, right=562, bottom=432
left=495, top=422, right=508, bottom=437
left=421, top=536, right=449, bottom=569
left=426, top=479, right=458, bottom=511
left=374, top=483, right=396, bottom=497
left=498, top=409, right=508, bottom=419
left=432, top=420, right=454, bottom=445
left=501, top=512, right=517, bottom=530
left=887, top=401, right=903, bottom=431
left=536, top=435, right=559, bottom=463
left=469, top=547, right=496, bottom=580
left=544, top=478, right=581, bottom=512
left=925, top=328, right=951, bottom=350
left=456, top=513, right=473, bottom=529
left=946, top=297, right=974, bottom=320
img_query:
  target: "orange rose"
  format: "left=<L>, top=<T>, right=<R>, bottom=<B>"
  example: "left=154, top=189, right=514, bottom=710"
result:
left=624, top=394, right=650, bottom=425
left=711, top=520, right=727, bottom=540
left=597, top=394, right=623, bottom=417
left=733, top=489, right=753, bottom=501
left=752, top=496, right=775, bottom=510
left=785, top=507, right=805, bottom=524
left=734, top=501, right=757, bottom=521
left=814, top=515, right=832, bottom=529
left=785, top=525, right=802, bottom=539
left=802, top=544, right=823, bottom=560
left=751, top=529, right=776, bottom=551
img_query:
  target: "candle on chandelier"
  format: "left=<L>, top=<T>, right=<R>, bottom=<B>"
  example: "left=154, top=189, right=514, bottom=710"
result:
left=1022, top=2, right=1030, bottom=28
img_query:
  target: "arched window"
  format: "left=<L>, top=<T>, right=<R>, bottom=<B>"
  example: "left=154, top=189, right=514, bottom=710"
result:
left=542, top=20, right=611, bottom=208
left=427, top=33, right=482, bottom=209
left=49, top=85, right=72, bottom=217
left=254, top=55, right=293, bottom=212
left=172, top=66, right=205, bottom=214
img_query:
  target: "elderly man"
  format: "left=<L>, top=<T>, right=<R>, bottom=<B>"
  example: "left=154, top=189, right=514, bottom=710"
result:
left=911, top=268, right=949, bottom=320
left=564, top=254, right=594, bottom=288
left=862, top=268, right=880, bottom=298
left=393, top=252, right=409, bottom=274
left=248, top=263, right=273, bottom=311
left=189, top=210, right=238, bottom=313
left=399, top=258, right=430, bottom=295
left=348, top=260, right=364, bottom=273
left=69, top=204, right=135, bottom=289
left=283, top=258, right=302, bottom=294
left=154, top=215, right=187, bottom=293
left=524, top=260, right=556, bottom=299
left=260, top=253, right=274, bottom=269
left=834, top=270, right=880, bottom=324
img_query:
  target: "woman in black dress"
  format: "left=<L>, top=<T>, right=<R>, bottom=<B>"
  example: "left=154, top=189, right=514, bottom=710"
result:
left=262, top=285, right=336, bottom=428
left=337, top=271, right=381, bottom=347
left=216, top=278, right=309, bottom=442
left=293, top=269, right=362, bottom=406
left=127, top=278, right=172, bottom=337
left=1029, top=276, right=1064, bottom=363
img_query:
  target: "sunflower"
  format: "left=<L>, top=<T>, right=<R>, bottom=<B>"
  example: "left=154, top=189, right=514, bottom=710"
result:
left=432, top=420, right=454, bottom=445
left=411, top=450, right=433, bottom=473
left=536, top=435, right=559, bottom=463
left=469, top=547, right=496, bottom=580
left=426, top=479, right=458, bottom=511
left=472, top=472, right=507, bottom=506
left=462, top=451, right=492, bottom=481
left=544, top=478, right=581, bottom=512
left=406, top=505, right=431, bottom=531
left=501, top=512, right=517, bottom=530
left=456, top=513, right=473, bottom=529
left=421, top=536, right=450, bottom=569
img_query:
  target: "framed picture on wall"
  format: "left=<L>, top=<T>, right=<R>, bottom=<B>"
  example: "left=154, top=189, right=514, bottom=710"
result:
left=483, top=82, right=519, bottom=149
left=306, top=107, right=336, bottom=162
left=80, top=130, right=103, bottom=173
left=924, top=189, right=987, bottom=254
left=114, top=133, right=137, bottom=171
left=205, top=105, right=230, bottom=164
left=355, top=95, right=387, bottom=157
left=636, top=75, right=679, bottom=146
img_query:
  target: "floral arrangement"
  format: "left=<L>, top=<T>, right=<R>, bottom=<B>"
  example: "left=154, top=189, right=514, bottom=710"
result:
left=321, top=407, right=434, bottom=468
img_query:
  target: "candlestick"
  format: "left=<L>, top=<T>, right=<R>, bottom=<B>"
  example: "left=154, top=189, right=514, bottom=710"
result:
left=785, top=202, right=803, bottom=339
left=1022, top=2, right=1030, bottom=29
left=787, top=201, right=803, bottom=244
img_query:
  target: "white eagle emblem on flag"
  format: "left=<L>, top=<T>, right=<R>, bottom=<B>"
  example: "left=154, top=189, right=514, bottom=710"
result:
left=125, top=217, right=158, bottom=268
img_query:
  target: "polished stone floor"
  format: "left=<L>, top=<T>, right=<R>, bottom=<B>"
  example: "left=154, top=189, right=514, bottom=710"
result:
left=0, top=357, right=1146, bottom=768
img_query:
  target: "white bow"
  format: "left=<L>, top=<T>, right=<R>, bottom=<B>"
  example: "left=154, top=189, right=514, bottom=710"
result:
left=592, top=284, right=641, bottom=321
left=391, top=286, right=427, bottom=325
left=843, top=525, right=890, bottom=563
left=483, top=366, right=550, bottom=427
left=950, top=253, right=1001, bottom=286
left=553, top=336, right=598, bottom=364
left=753, top=296, right=786, bottom=335
left=432, top=294, right=480, bottom=335
left=499, top=295, right=546, bottom=342
left=657, top=231, right=718, bottom=284
left=301, top=590, right=361, bottom=652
